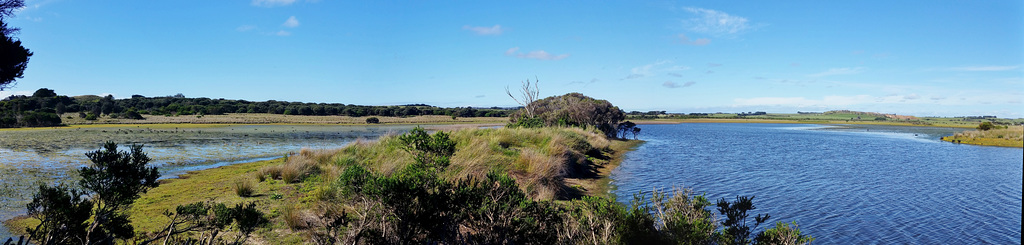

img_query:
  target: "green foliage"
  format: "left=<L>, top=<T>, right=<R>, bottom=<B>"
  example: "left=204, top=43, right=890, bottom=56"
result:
left=508, top=93, right=626, bottom=137
left=78, top=142, right=161, bottom=243
left=21, top=142, right=162, bottom=244
left=149, top=201, right=269, bottom=244
left=365, top=116, right=380, bottom=124
left=507, top=115, right=544, bottom=128
left=1, top=13, right=33, bottom=90
left=717, top=196, right=770, bottom=245
left=398, top=127, right=456, bottom=170
left=977, top=121, right=995, bottom=131
left=25, top=184, right=93, bottom=245
left=755, top=222, right=815, bottom=245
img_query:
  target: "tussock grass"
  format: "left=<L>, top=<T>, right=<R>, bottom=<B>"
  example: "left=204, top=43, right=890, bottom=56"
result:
left=942, top=126, right=1024, bottom=148
left=285, top=126, right=617, bottom=200
left=233, top=178, right=255, bottom=197
left=282, top=204, right=309, bottom=231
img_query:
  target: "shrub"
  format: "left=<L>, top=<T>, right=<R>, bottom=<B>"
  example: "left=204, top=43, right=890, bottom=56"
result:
left=507, top=93, right=625, bottom=138
left=233, top=179, right=254, bottom=197
left=366, top=117, right=380, bottom=124
left=978, top=121, right=995, bottom=131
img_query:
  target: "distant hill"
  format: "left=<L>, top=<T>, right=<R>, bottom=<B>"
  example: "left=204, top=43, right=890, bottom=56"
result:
left=824, top=110, right=918, bottom=120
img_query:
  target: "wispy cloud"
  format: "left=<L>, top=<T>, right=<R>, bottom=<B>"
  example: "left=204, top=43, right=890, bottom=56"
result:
left=949, top=65, right=1020, bottom=71
left=677, top=34, right=710, bottom=45
left=282, top=16, right=300, bottom=28
left=274, top=30, right=291, bottom=36
left=623, top=61, right=690, bottom=80
left=733, top=95, right=874, bottom=107
left=252, top=0, right=297, bottom=7
left=569, top=78, right=600, bottom=86
left=682, top=7, right=751, bottom=36
left=807, top=67, right=866, bottom=77
left=463, top=25, right=503, bottom=35
left=236, top=25, right=257, bottom=32
left=504, top=47, right=569, bottom=60
left=663, top=81, right=696, bottom=88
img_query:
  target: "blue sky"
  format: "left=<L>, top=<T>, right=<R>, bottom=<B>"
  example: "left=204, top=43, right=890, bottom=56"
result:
left=4, top=0, right=1023, bottom=117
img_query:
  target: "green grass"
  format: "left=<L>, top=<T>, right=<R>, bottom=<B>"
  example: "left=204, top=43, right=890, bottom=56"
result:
left=941, top=126, right=1024, bottom=148
left=0, top=126, right=639, bottom=243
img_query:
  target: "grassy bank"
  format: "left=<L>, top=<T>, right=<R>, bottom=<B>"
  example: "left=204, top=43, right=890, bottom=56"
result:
left=940, top=126, right=1024, bottom=148
left=6, top=126, right=639, bottom=243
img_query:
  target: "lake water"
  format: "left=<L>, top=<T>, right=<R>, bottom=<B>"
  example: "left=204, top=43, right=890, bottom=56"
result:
left=610, top=123, right=1022, bottom=244
left=0, top=124, right=416, bottom=239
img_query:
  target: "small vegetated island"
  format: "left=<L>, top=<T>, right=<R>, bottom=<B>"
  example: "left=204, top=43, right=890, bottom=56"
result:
left=5, top=92, right=813, bottom=244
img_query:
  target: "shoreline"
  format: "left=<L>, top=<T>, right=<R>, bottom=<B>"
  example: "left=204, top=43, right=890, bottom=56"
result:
left=2, top=126, right=643, bottom=241
left=632, top=118, right=978, bottom=128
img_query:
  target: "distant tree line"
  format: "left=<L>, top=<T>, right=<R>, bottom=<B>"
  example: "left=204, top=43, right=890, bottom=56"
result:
left=0, top=88, right=515, bottom=128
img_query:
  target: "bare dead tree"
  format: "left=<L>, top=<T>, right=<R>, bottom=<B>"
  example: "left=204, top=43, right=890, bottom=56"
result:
left=506, top=77, right=540, bottom=118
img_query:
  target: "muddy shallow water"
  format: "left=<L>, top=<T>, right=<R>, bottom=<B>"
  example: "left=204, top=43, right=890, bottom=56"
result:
left=0, top=124, right=417, bottom=238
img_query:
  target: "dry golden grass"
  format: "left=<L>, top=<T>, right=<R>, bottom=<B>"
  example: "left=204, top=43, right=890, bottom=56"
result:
left=942, top=126, right=1023, bottom=148
left=291, top=126, right=621, bottom=200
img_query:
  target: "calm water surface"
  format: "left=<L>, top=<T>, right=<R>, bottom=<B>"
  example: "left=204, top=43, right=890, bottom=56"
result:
left=610, top=123, right=1022, bottom=244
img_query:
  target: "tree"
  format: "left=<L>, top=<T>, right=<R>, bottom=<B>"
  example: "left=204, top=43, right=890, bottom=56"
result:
left=617, top=121, right=637, bottom=139
left=78, top=142, right=161, bottom=244
left=506, top=77, right=540, bottom=118
left=26, top=184, right=93, bottom=245
left=32, top=88, right=56, bottom=97
left=1, top=0, right=31, bottom=91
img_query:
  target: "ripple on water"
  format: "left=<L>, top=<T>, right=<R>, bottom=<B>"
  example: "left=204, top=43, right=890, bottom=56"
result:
left=610, top=123, right=1022, bottom=244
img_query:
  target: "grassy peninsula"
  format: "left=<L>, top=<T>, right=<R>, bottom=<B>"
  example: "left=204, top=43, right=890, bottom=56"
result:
left=940, top=125, right=1024, bottom=148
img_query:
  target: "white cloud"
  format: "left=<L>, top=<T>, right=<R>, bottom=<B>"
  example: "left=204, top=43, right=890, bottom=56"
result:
left=949, top=65, right=1020, bottom=71
left=733, top=95, right=875, bottom=107
left=463, top=25, right=503, bottom=35
left=236, top=25, right=257, bottom=32
left=677, top=34, right=711, bottom=45
left=807, top=67, right=866, bottom=77
left=623, top=61, right=691, bottom=80
left=275, top=30, right=291, bottom=36
left=252, top=0, right=297, bottom=7
left=282, top=16, right=299, bottom=28
left=0, top=90, right=33, bottom=99
left=664, top=81, right=697, bottom=88
left=504, top=47, right=569, bottom=60
left=683, top=7, right=751, bottom=36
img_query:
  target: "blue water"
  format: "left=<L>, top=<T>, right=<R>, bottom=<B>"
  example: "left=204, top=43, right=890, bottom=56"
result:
left=610, top=123, right=1022, bottom=244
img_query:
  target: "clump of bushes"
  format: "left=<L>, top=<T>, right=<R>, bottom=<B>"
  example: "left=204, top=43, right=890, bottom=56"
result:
left=365, top=117, right=380, bottom=124
left=507, top=93, right=625, bottom=138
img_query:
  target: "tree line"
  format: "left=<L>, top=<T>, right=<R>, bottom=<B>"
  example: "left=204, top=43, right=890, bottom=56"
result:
left=0, top=88, right=514, bottom=128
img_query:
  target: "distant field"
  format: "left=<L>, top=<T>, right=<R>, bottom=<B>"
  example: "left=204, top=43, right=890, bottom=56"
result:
left=630, top=113, right=1023, bottom=129
left=56, top=113, right=508, bottom=125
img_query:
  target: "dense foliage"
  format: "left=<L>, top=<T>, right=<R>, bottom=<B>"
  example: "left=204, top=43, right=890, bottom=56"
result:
left=508, top=93, right=626, bottom=138
left=20, top=142, right=267, bottom=245
left=1, top=0, right=32, bottom=91
left=0, top=88, right=514, bottom=128
left=291, top=128, right=812, bottom=244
